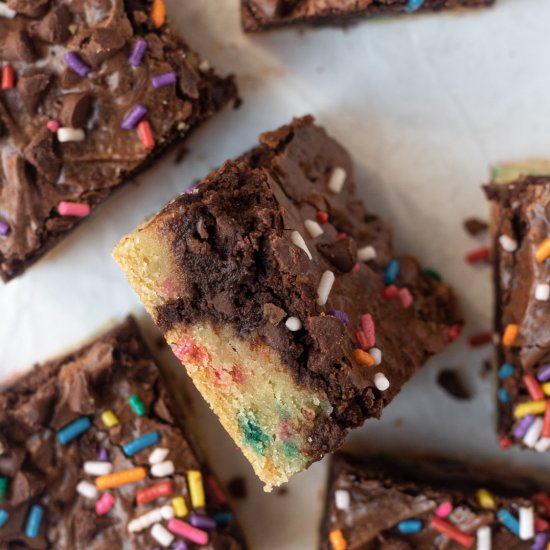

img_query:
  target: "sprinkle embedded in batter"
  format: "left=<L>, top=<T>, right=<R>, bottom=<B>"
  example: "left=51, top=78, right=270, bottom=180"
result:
left=357, top=245, right=376, bottom=262
left=57, top=128, right=85, bottom=142
left=499, top=234, right=518, bottom=252
left=328, top=167, right=346, bottom=194
left=290, top=230, right=312, bottom=260
left=317, top=270, right=335, bottom=306
left=374, top=372, right=390, bottom=391
left=285, top=316, right=302, bottom=331
left=64, top=51, right=91, bottom=77
left=535, top=283, right=550, bottom=301
left=304, top=219, right=324, bottom=238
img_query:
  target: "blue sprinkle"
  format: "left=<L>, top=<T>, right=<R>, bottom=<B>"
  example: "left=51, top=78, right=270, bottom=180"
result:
left=213, top=511, right=234, bottom=526
left=384, top=259, right=400, bottom=285
left=405, top=0, right=426, bottom=13
left=25, top=505, right=44, bottom=538
left=122, top=431, right=161, bottom=456
left=498, top=363, right=515, bottom=380
left=498, top=388, right=511, bottom=403
left=57, top=417, right=91, bottom=445
left=398, top=519, right=423, bottom=534
left=0, top=509, right=9, bottom=528
left=498, top=509, right=520, bottom=536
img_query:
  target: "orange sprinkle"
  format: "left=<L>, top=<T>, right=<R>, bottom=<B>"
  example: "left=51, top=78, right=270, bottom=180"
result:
left=536, top=238, right=550, bottom=263
left=353, top=349, right=375, bottom=367
left=502, top=323, right=519, bottom=346
left=151, top=0, right=166, bottom=28
left=95, top=467, right=146, bottom=490
left=329, top=529, right=347, bottom=550
left=1, top=64, right=14, bottom=90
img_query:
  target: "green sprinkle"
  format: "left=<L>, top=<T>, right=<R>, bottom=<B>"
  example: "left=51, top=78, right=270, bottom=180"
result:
left=423, top=267, right=442, bottom=281
left=128, top=394, right=146, bottom=416
left=283, top=441, right=300, bottom=459
left=237, top=411, right=269, bottom=456
left=0, top=477, right=8, bottom=502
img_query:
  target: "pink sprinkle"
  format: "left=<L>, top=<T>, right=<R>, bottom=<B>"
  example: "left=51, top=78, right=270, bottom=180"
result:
left=161, top=277, right=179, bottom=298
left=351, top=263, right=361, bottom=273
left=361, top=314, right=376, bottom=348
left=398, top=287, right=413, bottom=308
left=57, top=201, right=90, bottom=217
left=47, top=120, right=59, bottom=133
left=95, top=493, right=114, bottom=515
left=435, top=501, right=453, bottom=518
left=355, top=331, right=369, bottom=351
left=168, top=518, right=209, bottom=545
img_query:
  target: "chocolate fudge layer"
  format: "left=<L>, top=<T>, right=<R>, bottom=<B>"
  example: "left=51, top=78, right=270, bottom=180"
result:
left=321, top=454, right=550, bottom=550
left=0, top=317, right=246, bottom=549
left=0, top=0, right=237, bottom=282
left=242, top=0, right=494, bottom=32
left=114, top=116, right=462, bottom=490
left=484, top=167, right=550, bottom=453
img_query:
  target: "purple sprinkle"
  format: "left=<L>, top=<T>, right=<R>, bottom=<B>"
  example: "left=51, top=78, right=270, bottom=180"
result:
left=173, top=541, right=188, bottom=550
left=189, top=513, right=216, bottom=530
left=533, top=532, right=547, bottom=550
left=98, top=447, right=109, bottom=461
left=121, top=104, right=147, bottom=130
left=185, top=182, right=200, bottom=194
left=64, top=52, right=90, bottom=77
left=0, top=221, right=9, bottom=237
left=330, top=309, right=349, bottom=326
left=129, top=38, right=147, bottom=66
left=537, top=364, right=550, bottom=382
left=152, top=72, right=177, bottom=89
left=513, top=414, right=536, bottom=439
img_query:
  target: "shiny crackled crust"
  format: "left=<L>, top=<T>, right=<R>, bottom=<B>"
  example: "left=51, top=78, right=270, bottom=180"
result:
left=241, top=0, right=495, bottom=32
left=0, top=0, right=237, bottom=282
left=0, top=317, right=246, bottom=549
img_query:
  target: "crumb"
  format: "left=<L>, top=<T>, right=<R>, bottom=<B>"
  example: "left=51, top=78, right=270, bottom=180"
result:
left=227, top=476, right=247, bottom=500
left=480, top=359, right=492, bottom=379
left=155, top=336, right=166, bottom=349
left=174, top=146, right=189, bottom=165
left=437, top=369, right=472, bottom=400
left=463, top=218, right=488, bottom=237
left=393, top=417, right=404, bottom=428
left=276, top=486, right=289, bottom=496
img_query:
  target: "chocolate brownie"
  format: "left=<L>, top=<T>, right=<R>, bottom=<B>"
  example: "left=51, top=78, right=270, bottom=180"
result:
left=484, top=164, right=550, bottom=453
left=0, top=0, right=237, bottom=282
left=0, top=316, right=246, bottom=549
left=114, top=116, right=462, bottom=490
left=241, top=0, right=495, bottom=32
left=321, top=453, right=550, bottom=549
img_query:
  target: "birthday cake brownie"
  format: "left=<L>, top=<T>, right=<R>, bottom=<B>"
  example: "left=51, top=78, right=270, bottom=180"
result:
left=321, top=453, right=550, bottom=550
left=0, top=0, right=237, bottom=282
left=241, top=0, right=495, bottom=32
left=113, top=116, right=462, bottom=491
left=484, top=165, right=550, bottom=453
left=0, top=316, right=246, bottom=549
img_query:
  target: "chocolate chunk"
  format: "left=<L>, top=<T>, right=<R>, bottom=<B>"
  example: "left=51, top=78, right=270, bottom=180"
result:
left=263, top=303, right=286, bottom=325
left=10, top=470, right=45, bottom=507
left=179, top=62, right=200, bottom=99
left=33, top=5, right=71, bottom=43
left=59, top=93, right=92, bottom=128
left=437, top=369, right=472, bottom=400
left=23, top=128, right=60, bottom=183
left=317, top=236, right=357, bottom=272
left=7, top=0, right=49, bottom=18
left=227, top=476, right=248, bottom=500
left=463, top=217, right=488, bottom=236
left=16, top=73, right=51, bottom=112
left=0, top=30, right=36, bottom=63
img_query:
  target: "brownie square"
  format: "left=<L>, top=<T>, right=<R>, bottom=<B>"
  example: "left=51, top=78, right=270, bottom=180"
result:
left=0, top=0, right=237, bottom=282
left=0, top=316, right=246, bottom=549
left=321, top=453, right=550, bottom=549
left=114, top=116, right=461, bottom=490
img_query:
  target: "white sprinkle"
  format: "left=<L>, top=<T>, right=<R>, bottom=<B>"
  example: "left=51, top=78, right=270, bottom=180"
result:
left=129, top=508, right=164, bottom=533
left=151, top=460, right=175, bottom=477
left=148, top=447, right=170, bottom=465
left=161, top=505, right=175, bottom=520
left=519, top=506, right=535, bottom=540
left=0, top=4, right=16, bottom=18
left=335, top=490, right=350, bottom=511
left=151, top=523, right=174, bottom=547
left=57, top=128, right=85, bottom=143
left=328, top=167, right=346, bottom=194
left=317, top=270, right=335, bottom=306
left=285, top=316, right=302, bottom=331
left=291, top=230, right=312, bottom=260
left=476, top=526, right=491, bottom=550
left=374, top=372, right=390, bottom=391
left=357, top=245, right=377, bottom=262
left=0, top=442, right=4, bottom=455
left=83, top=461, right=113, bottom=476
left=499, top=234, right=518, bottom=252
left=523, top=417, right=543, bottom=448
left=368, top=347, right=382, bottom=366
left=76, top=480, right=98, bottom=500
left=535, top=283, right=550, bottom=302
left=128, top=519, right=142, bottom=533
left=304, top=219, right=324, bottom=239
left=535, top=437, right=550, bottom=453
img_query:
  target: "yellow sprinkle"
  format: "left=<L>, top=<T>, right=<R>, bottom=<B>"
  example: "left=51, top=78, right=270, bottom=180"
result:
left=353, top=349, right=375, bottom=367
left=514, top=400, right=547, bottom=418
left=329, top=529, right=347, bottom=550
left=187, top=470, right=205, bottom=508
left=536, top=238, right=550, bottom=263
left=476, top=488, right=496, bottom=509
left=172, top=496, right=188, bottom=517
left=502, top=324, right=519, bottom=346
left=543, top=383, right=550, bottom=396
left=101, top=410, right=119, bottom=428
left=151, top=0, right=166, bottom=28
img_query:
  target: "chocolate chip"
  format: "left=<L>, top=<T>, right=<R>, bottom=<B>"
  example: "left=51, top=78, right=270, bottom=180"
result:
left=0, top=30, right=36, bottom=63
left=437, top=369, right=472, bottom=400
left=16, top=73, right=51, bottom=113
left=23, top=128, right=60, bottom=183
left=263, top=303, right=286, bottom=325
left=59, top=93, right=92, bottom=128
left=463, top=217, right=488, bottom=237
left=7, top=0, right=49, bottom=18
left=317, top=237, right=357, bottom=272
left=227, top=476, right=247, bottom=500
left=32, top=5, right=71, bottom=44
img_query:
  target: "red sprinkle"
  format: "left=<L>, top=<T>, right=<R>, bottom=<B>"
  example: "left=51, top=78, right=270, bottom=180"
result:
left=523, top=374, right=545, bottom=401
left=536, top=493, right=550, bottom=515
left=382, top=284, right=398, bottom=301
left=430, top=516, right=474, bottom=548
left=543, top=402, right=550, bottom=438
left=1, top=64, right=14, bottom=90
left=47, top=120, right=59, bottom=133
left=465, top=246, right=490, bottom=264
left=535, top=516, right=549, bottom=532
left=355, top=331, right=369, bottom=351
left=317, top=211, right=329, bottom=224
left=351, top=263, right=361, bottom=273
left=207, top=475, right=227, bottom=504
left=447, top=324, right=462, bottom=342
left=337, top=232, right=346, bottom=240
left=136, top=480, right=173, bottom=505
left=468, top=332, right=493, bottom=347
left=138, top=120, right=155, bottom=149
left=498, top=434, right=512, bottom=449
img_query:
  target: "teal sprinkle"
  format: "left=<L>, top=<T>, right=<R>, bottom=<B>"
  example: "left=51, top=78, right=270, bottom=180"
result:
left=283, top=442, right=300, bottom=459
left=498, top=363, right=514, bottom=380
left=405, top=0, right=425, bottom=12
left=214, top=511, right=234, bottom=526
left=128, top=394, right=146, bottom=416
left=237, top=411, right=269, bottom=455
left=0, top=477, right=8, bottom=503
left=498, top=388, right=510, bottom=403
left=423, top=267, right=442, bottom=282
